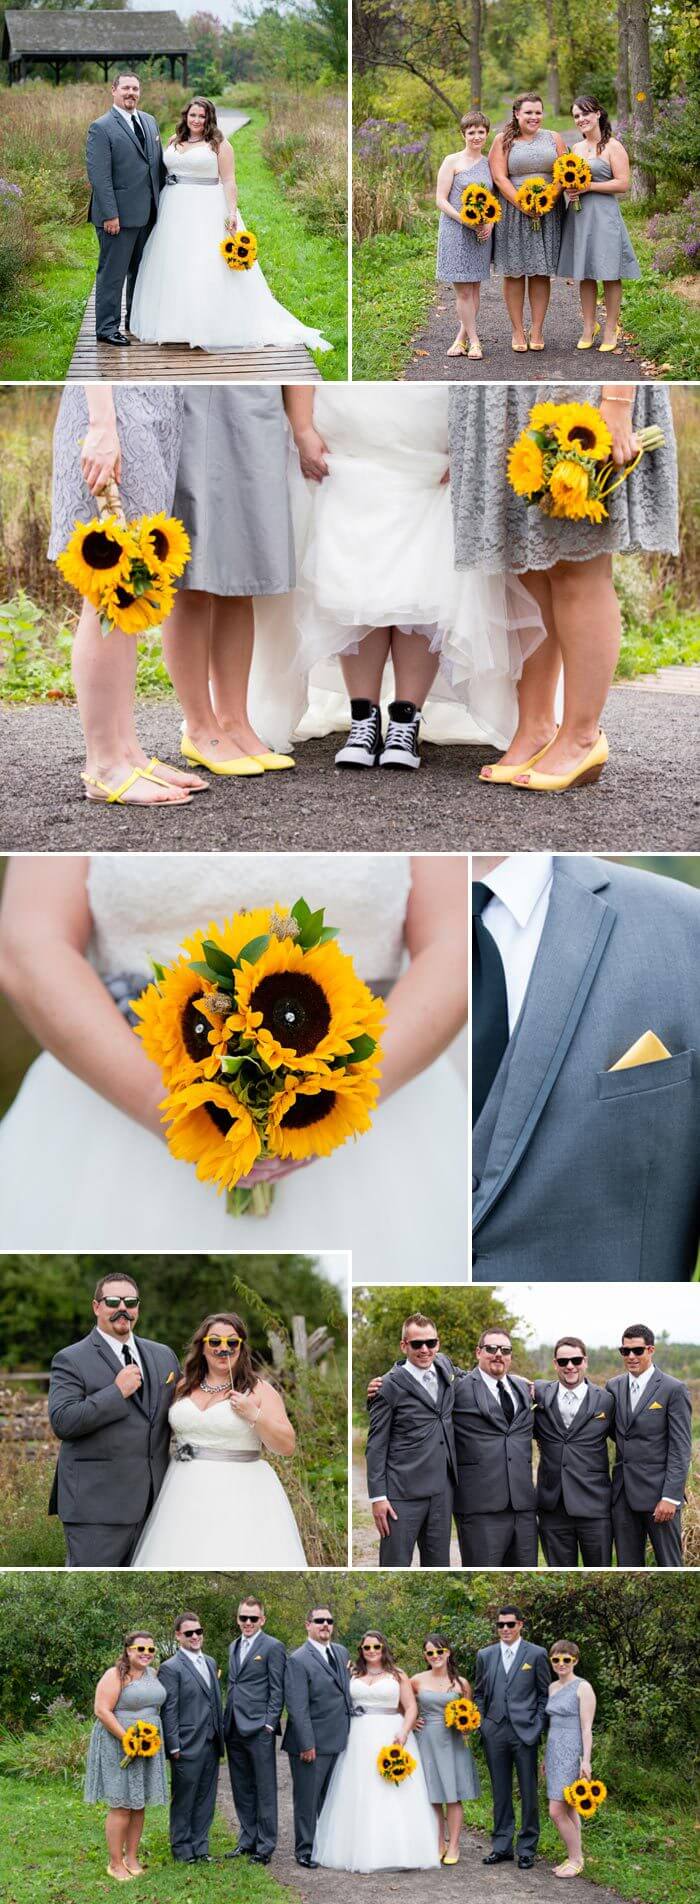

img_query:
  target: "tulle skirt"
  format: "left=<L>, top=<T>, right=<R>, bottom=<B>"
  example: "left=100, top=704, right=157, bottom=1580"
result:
left=131, top=1454, right=307, bottom=1568
left=313, top=1715, right=441, bottom=1871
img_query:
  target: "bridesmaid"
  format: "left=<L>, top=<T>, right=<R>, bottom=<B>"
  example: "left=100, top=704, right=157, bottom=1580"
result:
left=84, top=1630, right=168, bottom=1882
left=490, top=93, right=567, bottom=352
left=160, top=386, right=296, bottom=777
left=558, top=96, right=641, bottom=352
left=545, top=1638, right=597, bottom=1880
left=435, top=111, right=494, bottom=361
left=411, top=1633, right=480, bottom=1867
left=448, top=382, right=679, bottom=789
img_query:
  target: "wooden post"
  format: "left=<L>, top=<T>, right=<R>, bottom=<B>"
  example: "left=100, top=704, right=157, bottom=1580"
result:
left=182, top=53, right=188, bottom=85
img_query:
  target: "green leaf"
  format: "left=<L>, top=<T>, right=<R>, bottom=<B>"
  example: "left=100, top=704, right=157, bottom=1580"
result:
left=235, top=933, right=271, bottom=969
left=150, top=959, right=166, bottom=984
left=347, top=1034, right=377, bottom=1063
left=201, top=941, right=235, bottom=978
left=220, top=1055, right=248, bottom=1076
left=298, top=906, right=326, bottom=948
left=291, top=897, right=312, bottom=927
left=188, top=961, right=234, bottom=990
left=316, top=926, right=339, bottom=944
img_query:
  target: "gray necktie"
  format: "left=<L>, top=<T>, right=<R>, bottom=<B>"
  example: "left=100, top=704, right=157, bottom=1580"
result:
left=422, top=1369, right=438, bottom=1404
left=630, top=1377, right=641, bottom=1411
left=559, top=1389, right=579, bottom=1422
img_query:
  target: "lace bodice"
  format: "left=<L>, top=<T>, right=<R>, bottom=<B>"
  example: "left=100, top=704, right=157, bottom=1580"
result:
left=350, top=1674, right=401, bottom=1712
left=114, top=1668, right=167, bottom=1724
left=169, top=1395, right=262, bottom=1452
left=165, top=139, right=219, bottom=180
left=87, top=854, right=411, bottom=980
left=546, top=1680, right=582, bottom=1724
left=506, top=130, right=558, bottom=182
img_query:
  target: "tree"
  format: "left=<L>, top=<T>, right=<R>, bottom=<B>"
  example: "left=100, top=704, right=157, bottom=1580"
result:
left=616, top=0, right=630, bottom=121
left=352, top=1284, right=528, bottom=1404
left=627, top=0, right=655, bottom=196
left=544, top=0, right=561, bottom=112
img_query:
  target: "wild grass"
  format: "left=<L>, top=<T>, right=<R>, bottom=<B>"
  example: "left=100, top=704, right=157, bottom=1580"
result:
left=233, top=109, right=347, bottom=376
left=259, top=87, right=347, bottom=242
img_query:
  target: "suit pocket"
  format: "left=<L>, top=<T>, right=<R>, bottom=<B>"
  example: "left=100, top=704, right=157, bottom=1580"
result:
left=597, top=1049, right=693, bottom=1101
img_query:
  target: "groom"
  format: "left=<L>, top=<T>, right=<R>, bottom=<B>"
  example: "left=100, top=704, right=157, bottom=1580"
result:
left=475, top=1606, right=550, bottom=1871
left=86, top=72, right=165, bottom=345
left=47, top=1271, right=179, bottom=1566
left=282, top=1608, right=352, bottom=1867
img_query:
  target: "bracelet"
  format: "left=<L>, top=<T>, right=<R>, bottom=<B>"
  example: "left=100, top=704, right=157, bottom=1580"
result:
left=601, top=394, right=633, bottom=403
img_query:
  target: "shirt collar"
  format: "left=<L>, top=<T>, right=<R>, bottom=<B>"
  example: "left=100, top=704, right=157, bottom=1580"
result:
left=558, top=1380, right=588, bottom=1403
left=309, top=1638, right=330, bottom=1657
left=481, top=853, right=554, bottom=927
left=478, top=1366, right=512, bottom=1399
left=500, top=1636, right=522, bottom=1658
left=96, top=1325, right=135, bottom=1358
left=405, top=1359, right=438, bottom=1386
left=629, top=1363, right=655, bottom=1389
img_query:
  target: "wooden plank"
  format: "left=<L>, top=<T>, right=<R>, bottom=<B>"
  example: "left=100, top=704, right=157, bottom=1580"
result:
left=66, top=286, right=322, bottom=382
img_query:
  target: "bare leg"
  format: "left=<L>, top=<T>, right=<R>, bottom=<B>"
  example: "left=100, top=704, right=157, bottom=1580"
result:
left=601, top=279, right=622, bottom=344
left=480, top=569, right=560, bottom=776
left=390, top=625, right=440, bottom=705
left=578, top=279, right=599, bottom=341
left=445, top=1799, right=463, bottom=1855
left=123, top=1808, right=146, bottom=1874
left=449, top=284, right=481, bottom=353
left=528, top=274, right=551, bottom=347
left=502, top=275, right=527, bottom=349
left=340, top=626, right=392, bottom=702
left=208, top=595, right=268, bottom=754
left=72, top=602, right=192, bottom=803
left=514, top=554, right=619, bottom=779
left=549, top=1798, right=583, bottom=1867
left=433, top=1800, right=446, bottom=1853
left=161, top=589, right=252, bottom=763
left=104, top=1806, right=132, bottom=1877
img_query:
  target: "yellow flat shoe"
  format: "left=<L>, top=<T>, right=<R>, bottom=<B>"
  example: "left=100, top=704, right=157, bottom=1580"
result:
left=598, top=327, right=620, bottom=353
left=442, top=1852, right=460, bottom=1866
left=181, top=735, right=264, bottom=777
left=576, top=323, right=601, bottom=350
left=511, top=338, right=528, bottom=353
left=528, top=337, right=545, bottom=350
left=513, top=730, right=608, bottom=791
left=254, top=751, right=295, bottom=770
left=479, top=731, right=558, bottom=784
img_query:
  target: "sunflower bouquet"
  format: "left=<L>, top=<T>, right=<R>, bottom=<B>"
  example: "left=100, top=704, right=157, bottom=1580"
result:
left=132, top=899, right=385, bottom=1215
left=507, top=399, right=665, bottom=524
left=563, top=1777, right=607, bottom=1818
left=376, top=1744, right=417, bottom=1785
left=552, top=151, right=592, bottom=212
left=120, top=1721, right=162, bottom=1767
left=514, top=175, right=560, bottom=231
left=444, top=1695, right=481, bottom=1735
left=220, top=228, right=258, bottom=271
left=460, top=183, right=502, bottom=232
left=56, top=478, right=191, bottom=637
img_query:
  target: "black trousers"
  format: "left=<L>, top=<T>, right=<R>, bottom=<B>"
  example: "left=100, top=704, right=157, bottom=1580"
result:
left=226, top=1726, right=278, bottom=1857
left=378, top=1490, right=453, bottom=1567
left=538, top=1509, right=612, bottom=1568
left=63, top=1518, right=146, bottom=1567
left=612, top=1495, right=683, bottom=1567
left=455, top=1508, right=538, bottom=1567
left=94, top=215, right=154, bottom=334
left=288, top=1751, right=337, bottom=1860
left=169, top=1741, right=220, bottom=1860
left=482, top=1723, right=540, bottom=1858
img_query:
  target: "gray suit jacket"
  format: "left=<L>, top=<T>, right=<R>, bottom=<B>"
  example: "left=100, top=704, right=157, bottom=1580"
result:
left=606, top=1368, right=692, bottom=1509
left=452, top=1367, right=536, bottom=1515
left=533, top=1380, right=614, bottom=1517
left=473, top=857, right=700, bottom=1281
left=225, top=1630, right=286, bottom=1739
left=366, top=1357, right=457, bottom=1501
left=474, top=1640, right=550, bottom=1745
left=159, top=1650, right=224, bottom=1759
left=87, top=106, right=165, bottom=228
left=282, top=1642, right=352, bottom=1758
left=48, top=1328, right=179, bottom=1524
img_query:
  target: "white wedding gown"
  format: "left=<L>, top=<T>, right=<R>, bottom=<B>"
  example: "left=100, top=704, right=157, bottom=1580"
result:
left=0, top=854, right=467, bottom=1277
left=129, top=139, right=330, bottom=351
left=313, top=1674, right=440, bottom=1871
left=131, top=1395, right=306, bottom=1568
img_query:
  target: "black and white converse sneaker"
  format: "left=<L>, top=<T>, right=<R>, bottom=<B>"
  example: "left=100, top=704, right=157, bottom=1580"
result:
left=379, top=701, right=421, bottom=769
left=335, top=699, right=382, bottom=768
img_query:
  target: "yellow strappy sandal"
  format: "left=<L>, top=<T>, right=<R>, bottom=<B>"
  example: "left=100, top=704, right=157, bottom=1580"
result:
left=81, top=763, right=193, bottom=806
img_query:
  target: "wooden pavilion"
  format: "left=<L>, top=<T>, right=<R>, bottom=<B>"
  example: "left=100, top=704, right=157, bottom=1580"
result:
left=2, top=11, right=192, bottom=85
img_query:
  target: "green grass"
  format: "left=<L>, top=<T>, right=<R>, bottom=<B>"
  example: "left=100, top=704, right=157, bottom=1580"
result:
left=616, top=210, right=700, bottom=380
left=617, top=607, right=700, bottom=676
left=0, top=225, right=96, bottom=381
left=234, top=110, right=347, bottom=378
left=352, top=215, right=437, bottom=379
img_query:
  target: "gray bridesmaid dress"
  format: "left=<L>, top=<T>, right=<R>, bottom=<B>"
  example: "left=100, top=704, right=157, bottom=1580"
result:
left=84, top=1669, right=168, bottom=1809
left=436, top=156, right=495, bottom=283
left=557, top=154, right=641, bottom=281
left=416, top=1686, right=480, bottom=1803
left=48, top=387, right=184, bottom=558
left=173, top=386, right=295, bottom=597
left=545, top=1679, right=584, bottom=1800
left=493, top=130, right=564, bottom=277
left=448, top=383, right=679, bottom=572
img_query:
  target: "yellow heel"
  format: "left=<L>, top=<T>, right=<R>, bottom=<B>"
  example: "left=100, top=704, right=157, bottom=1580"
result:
left=598, top=327, right=620, bottom=353
left=181, top=734, right=264, bottom=777
left=576, top=323, right=601, bottom=350
left=513, top=730, right=609, bottom=792
left=479, top=731, right=558, bottom=784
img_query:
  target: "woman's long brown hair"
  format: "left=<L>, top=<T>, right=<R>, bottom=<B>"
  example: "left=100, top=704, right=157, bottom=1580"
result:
left=502, top=93, right=544, bottom=161
left=354, top=1631, right=401, bottom=1682
left=172, top=95, right=223, bottom=150
left=115, top=1632, right=156, bottom=1685
left=175, top=1312, right=258, bottom=1400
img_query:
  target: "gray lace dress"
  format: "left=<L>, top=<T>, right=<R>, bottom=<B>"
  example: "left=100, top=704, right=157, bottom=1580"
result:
left=545, top=1679, right=584, bottom=1801
left=557, top=154, right=641, bottom=282
left=493, top=130, right=564, bottom=277
left=172, top=386, right=295, bottom=596
left=48, top=387, right=184, bottom=558
left=436, top=157, right=495, bottom=283
left=416, top=1686, right=480, bottom=1803
left=84, top=1669, right=168, bottom=1809
left=448, top=383, right=679, bottom=572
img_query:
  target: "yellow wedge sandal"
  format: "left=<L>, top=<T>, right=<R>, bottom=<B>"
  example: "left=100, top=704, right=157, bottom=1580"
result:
left=479, top=731, right=558, bottom=784
left=513, top=730, right=609, bottom=791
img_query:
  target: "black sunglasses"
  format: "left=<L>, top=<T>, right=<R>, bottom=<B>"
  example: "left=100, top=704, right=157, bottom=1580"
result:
left=482, top=1343, right=511, bottom=1355
left=310, top=1616, right=334, bottom=1625
left=102, top=1295, right=139, bottom=1310
left=238, top=1614, right=261, bottom=1625
left=556, top=1355, right=585, bottom=1368
left=182, top=1627, right=203, bottom=1638
left=619, top=1345, right=649, bottom=1356
left=497, top=1619, right=518, bottom=1630
left=407, top=1337, right=438, bottom=1350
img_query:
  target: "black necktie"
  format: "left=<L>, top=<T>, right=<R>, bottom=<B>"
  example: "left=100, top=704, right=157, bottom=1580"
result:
left=472, top=882, right=510, bottom=1125
left=131, top=114, right=146, bottom=152
left=497, top=1379, right=515, bottom=1425
left=122, top=1345, right=134, bottom=1366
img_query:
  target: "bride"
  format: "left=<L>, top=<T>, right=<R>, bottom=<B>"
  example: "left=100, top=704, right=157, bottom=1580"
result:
left=129, top=96, right=331, bottom=353
left=0, top=851, right=467, bottom=1276
left=313, top=1632, right=439, bottom=1871
left=131, top=1311, right=306, bottom=1567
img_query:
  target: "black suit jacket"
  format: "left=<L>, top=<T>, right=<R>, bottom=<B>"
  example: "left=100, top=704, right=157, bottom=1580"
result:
left=366, top=1357, right=457, bottom=1501
left=533, top=1380, right=614, bottom=1517
left=452, top=1367, right=536, bottom=1516
left=606, top=1368, right=692, bottom=1509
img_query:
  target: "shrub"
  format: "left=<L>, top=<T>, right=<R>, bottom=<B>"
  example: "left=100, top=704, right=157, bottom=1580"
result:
left=636, top=95, right=700, bottom=203
left=353, top=119, right=431, bottom=240
left=259, top=90, right=346, bottom=240
left=647, top=191, right=700, bottom=276
left=0, top=186, right=36, bottom=296
left=0, top=1705, right=87, bottom=1781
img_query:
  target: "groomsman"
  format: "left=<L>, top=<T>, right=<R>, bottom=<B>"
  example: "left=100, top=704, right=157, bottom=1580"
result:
left=224, top=1594, right=286, bottom=1865
left=365, top=1312, right=457, bottom=1566
left=282, top=1607, right=353, bottom=1867
left=533, top=1336, right=615, bottom=1566
left=159, top=1613, right=225, bottom=1864
left=451, top=1328, right=537, bottom=1565
left=474, top=1606, right=550, bottom=1871
left=607, top=1324, right=692, bottom=1567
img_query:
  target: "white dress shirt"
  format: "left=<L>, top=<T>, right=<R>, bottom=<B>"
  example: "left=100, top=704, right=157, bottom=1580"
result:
left=557, top=1380, right=587, bottom=1422
left=500, top=1636, right=522, bottom=1673
left=113, top=104, right=146, bottom=138
left=628, top=1366, right=678, bottom=1505
left=95, top=1326, right=143, bottom=1373
left=478, top=1366, right=520, bottom=1413
left=185, top=1648, right=211, bottom=1687
left=477, top=854, right=554, bottom=1033
left=309, top=1639, right=332, bottom=1660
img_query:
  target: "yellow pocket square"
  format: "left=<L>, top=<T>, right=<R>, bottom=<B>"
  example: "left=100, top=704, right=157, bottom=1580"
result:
left=609, top=1030, right=671, bottom=1071
left=165, top=1371, right=176, bottom=1385
left=521, top=1663, right=533, bottom=1671
left=595, top=1411, right=607, bottom=1419
left=648, top=1401, right=664, bottom=1410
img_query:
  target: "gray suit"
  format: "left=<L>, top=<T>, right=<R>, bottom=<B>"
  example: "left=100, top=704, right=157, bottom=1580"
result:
left=224, top=1631, right=286, bottom=1857
left=452, top=1367, right=537, bottom=1565
left=472, top=857, right=700, bottom=1282
left=366, top=1356, right=457, bottom=1567
left=159, top=1649, right=224, bottom=1862
left=607, top=1367, right=692, bottom=1566
left=282, top=1641, right=352, bottom=1860
left=534, top=1379, right=615, bottom=1566
left=47, top=1327, right=179, bottom=1567
left=86, top=105, right=165, bottom=335
left=474, top=1640, right=550, bottom=1859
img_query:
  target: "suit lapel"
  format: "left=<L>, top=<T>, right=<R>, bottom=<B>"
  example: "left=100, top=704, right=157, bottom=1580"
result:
left=471, top=1370, right=507, bottom=1432
left=567, top=1385, right=596, bottom=1435
left=393, top=1364, right=440, bottom=1415
left=630, top=1367, right=663, bottom=1427
left=111, top=104, right=149, bottom=161
left=134, top=1337, right=159, bottom=1419
left=473, top=858, right=615, bottom=1230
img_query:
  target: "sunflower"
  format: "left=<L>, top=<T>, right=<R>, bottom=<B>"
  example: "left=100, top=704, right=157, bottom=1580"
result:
left=548, top=458, right=591, bottom=517
left=376, top=1744, right=416, bottom=1783
left=56, top=517, right=137, bottom=605
left=101, top=577, right=176, bottom=635
left=460, top=199, right=482, bottom=226
left=553, top=402, right=612, bottom=462
left=527, top=401, right=561, bottom=434
left=132, top=964, right=227, bottom=1087
left=266, top=1063, right=380, bottom=1161
left=137, top=513, right=191, bottom=579
left=588, top=1781, right=607, bottom=1803
left=570, top=1779, right=591, bottom=1800
left=227, top=934, right=385, bottom=1074
left=507, top=432, right=546, bottom=497
left=445, top=1696, right=481, bottom=1732
left=163, top=1080, right=261, bottom=1191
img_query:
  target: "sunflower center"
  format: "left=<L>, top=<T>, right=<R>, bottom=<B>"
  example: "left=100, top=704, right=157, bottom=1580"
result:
left=203, top=1101, right=235, bottom=1137
left=147, top=528, right=170, bottom=563
left=181, top=998, right=216, bottom=1063
left=250, top=972, right=331, bottom=1055
left=281, top=1088, right=336, bottom=1129
left=82, top=529, right=125, bottom=572
left=114, top=584, right=137, bottom=608
left=566, top=426, right=597, bottom=452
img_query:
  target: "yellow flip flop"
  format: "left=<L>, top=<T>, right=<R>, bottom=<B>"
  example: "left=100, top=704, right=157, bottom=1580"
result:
left=81, top=765, right=192, bottom=806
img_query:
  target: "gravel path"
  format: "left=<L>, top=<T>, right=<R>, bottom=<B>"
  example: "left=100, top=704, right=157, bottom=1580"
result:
left=403, top=273, right=652, bottom=381
left=352, top=1446, right=461, bottom=1568
left=0, top=686, right=697, bottom=852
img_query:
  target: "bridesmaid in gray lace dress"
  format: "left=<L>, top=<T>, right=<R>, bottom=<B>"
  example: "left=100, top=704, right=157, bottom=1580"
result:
left=435, top=113, right=495, bottom=361
left=557, top=98, right=640, bottom=351
left=490, top=94, right=567, bottom=352
left=84, top=1630, right=168, bottom=1881
left=411, top=1636, right=480, bottom=1866
left=545, top=1639, right=597, bottom=1879
left=449, top=380, right=678, bottom=789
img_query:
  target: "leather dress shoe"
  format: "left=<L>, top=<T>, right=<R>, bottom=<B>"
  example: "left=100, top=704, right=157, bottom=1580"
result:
left=96, top=330, right=131, bottom=346
left=224, top=1846, right=253, bottom=1858
left=518, top=1855, right=535, bottom=1869
left=252, top=1853, right=272, bottom=1864
left=296, top=1855, right=319, bottom=1868
left=196, top=1855, right=212, bottom=1862
left=483, top=1850, right=514, bottom=1864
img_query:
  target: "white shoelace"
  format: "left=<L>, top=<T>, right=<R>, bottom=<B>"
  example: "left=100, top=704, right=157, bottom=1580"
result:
left=384, top=716, right=417, bottom=753
left=346, top=711, right=379, bottom=748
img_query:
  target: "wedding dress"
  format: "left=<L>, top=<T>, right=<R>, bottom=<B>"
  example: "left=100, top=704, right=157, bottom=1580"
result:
left=130, top=1395, right=306, bottom=1568
left=313, top=1674, right=440, bottom=1871
left=0, top=854, right=467, bottom=1275
left=129, top=140, right=330, bottom=352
